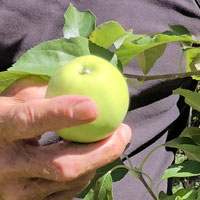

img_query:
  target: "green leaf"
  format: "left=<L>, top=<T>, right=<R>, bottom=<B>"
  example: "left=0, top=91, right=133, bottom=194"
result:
left=115, top=33, right=199, bottom=69
left=94, top=172, right=113, bottom=200
left=63, top=3, right=96, bottom=39
left=173, top=88, right=200, bottom=112
left=172, top=182, right=184, bottom=194
left=114, top=33, right=146, bottom=49
left=136, top=35, right=154, bottom=45
left=114, top=30, right=143, bottom=49
left=165, top=137, right=200, bottom=162
left=158, top=191, right=170, bottom=200
left=97, top=159, right=128, bottom=183
left=114, top=31, right=132, bottom=49
left=159, top=189, right=199, bottom=200
left=110, top=54, right=123, bottom=73
left=78, top=159, right=128, bottom=198
left=8, top=37, right=90, bottom=76
left=175, top=152, right=188, bottom=165
left=90, top=21, right=127, bottom=49
left=0, top=71, right=43, bottom=93
left=136, top=43, right=167, bottom=74
left=181, top=127, right=200, bottom=145
left=83, top=189, right=95, bottom=200
left=185, top=48, right=200, bottom=80
left=162, top=160, right=200, bottom=180
left=168, top=25, right=192, bottom=36
left=88, top=42, right=123, bottom=72
left=164, top=25, right=193, bottom=49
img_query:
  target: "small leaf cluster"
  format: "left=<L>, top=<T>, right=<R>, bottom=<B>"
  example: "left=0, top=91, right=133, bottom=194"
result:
left=158, top=89, right=200, bottom=199
left=1, top=4, right=200, bottom=93
left=1, top=3, right=200, bottom=200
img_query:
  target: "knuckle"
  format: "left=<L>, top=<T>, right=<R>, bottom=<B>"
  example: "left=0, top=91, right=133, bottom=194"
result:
left=16, top=103, right=35, bottom=127
left=12, top=103, right=37, bottom=139
left=53, top=159, right=83, bottom=181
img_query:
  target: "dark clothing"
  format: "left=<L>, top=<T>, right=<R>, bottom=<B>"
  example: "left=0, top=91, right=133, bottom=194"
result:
left=0, top=1, right=199, bottom=199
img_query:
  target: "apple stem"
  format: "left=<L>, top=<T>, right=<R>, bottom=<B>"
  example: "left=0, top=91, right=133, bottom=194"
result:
left=80, top=67, right=91, bottom=75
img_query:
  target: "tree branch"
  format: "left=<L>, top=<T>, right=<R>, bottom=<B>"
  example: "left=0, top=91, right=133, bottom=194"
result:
left=124, top=71, right=200, bottom=81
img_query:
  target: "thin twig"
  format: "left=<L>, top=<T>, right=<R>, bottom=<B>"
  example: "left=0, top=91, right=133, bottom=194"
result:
left=138, top=174, right=158, bottom=200
left=124, top=71, right=200, bottom=81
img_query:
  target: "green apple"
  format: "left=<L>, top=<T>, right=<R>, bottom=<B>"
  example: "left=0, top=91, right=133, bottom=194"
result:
left=45, top=55, right=129, bottom=143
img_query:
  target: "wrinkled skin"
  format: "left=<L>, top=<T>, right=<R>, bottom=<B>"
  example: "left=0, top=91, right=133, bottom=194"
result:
left=0, top=76, right=132, bottom=200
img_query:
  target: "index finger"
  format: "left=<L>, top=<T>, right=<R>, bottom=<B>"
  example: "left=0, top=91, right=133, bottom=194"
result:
left=10, top=124, right=132, bottom=181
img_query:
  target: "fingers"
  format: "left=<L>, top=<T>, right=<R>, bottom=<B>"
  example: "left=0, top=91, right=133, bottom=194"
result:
left=31, top=171, right=95, bottom=192
left=16, top=124, right=131, bottom=181
left=17, top=172, right=95, bottom=200
left=1, top=172, right=94, bottom=200
left=1, top=124, right=131, bottom=200
left=44, top=183, right=89, bottom=200
left=0, top=95, right=98, bottom=143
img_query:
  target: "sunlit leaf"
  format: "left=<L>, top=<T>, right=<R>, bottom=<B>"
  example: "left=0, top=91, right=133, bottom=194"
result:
left=185, top=48, right=200, bottom=80
left=159, top=189, right=198, bottom=200
left=172, top=182, right=184, bottom=194
left=164, top=25, right=193, bottom=49
left=165, top=137, right=200, bottom=162
left=113, top=30, right=145, bottom=49
left=78, top=159, right=128, bottom=198
left=90, top=21, right=127, bottom=48
left=63, top=3, right=96, bottom=39
left=83, top=189, right=95, bottom=200
left=8, top=37, right=90, bottom=76
left=94, top=172, right=113, bottom=200
left=162, top=160, right=200, bottom=180
left=115, top=33, right=199, bottom=70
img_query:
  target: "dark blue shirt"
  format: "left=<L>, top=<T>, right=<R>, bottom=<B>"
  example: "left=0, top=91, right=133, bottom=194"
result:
left=0, top=1, right=199, bottom=199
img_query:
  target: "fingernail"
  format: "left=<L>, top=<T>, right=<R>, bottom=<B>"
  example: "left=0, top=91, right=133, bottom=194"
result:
left=73, top=100, right=98, bottom=121
left=121, top=124, right=132, bottom=144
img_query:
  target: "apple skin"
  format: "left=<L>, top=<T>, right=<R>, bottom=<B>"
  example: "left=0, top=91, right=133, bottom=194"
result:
left=45, top=55, right=129, bottom=143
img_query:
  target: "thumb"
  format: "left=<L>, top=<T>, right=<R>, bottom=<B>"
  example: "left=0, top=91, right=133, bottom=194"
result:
left=1, top=95, right=98, bottom=143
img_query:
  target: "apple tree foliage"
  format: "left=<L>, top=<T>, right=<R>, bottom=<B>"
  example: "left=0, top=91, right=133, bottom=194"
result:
left=1, top=3, right=200, bottom=200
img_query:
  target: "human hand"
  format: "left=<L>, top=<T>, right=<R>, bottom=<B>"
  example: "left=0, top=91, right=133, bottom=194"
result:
left=0, top=76, right=132, bottom=200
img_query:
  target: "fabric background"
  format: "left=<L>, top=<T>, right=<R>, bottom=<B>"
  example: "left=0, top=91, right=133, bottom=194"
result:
left=0, top=1, right=199, bottom=199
